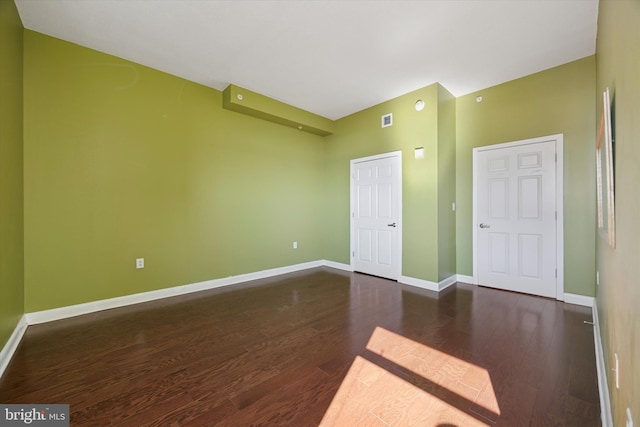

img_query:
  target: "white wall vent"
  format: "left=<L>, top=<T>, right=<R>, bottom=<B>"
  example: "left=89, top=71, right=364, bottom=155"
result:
left=381, top=113, right=393, bottom=128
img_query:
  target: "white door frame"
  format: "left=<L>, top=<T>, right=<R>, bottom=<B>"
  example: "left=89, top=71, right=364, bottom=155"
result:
left=472, top=134, right=564, bottom=300
left=350, top=151, right=403, bottom=280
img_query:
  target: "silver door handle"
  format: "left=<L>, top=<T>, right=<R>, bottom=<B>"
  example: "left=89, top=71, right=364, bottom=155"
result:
left=479, top=223, right=491, bottom=229
left=387, top=222, right=397, bottom=227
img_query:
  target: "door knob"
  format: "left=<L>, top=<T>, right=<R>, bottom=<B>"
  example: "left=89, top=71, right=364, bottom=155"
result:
left=479, top=223, right=491, bottom=229
left=387, top=222, right=397, bottom=227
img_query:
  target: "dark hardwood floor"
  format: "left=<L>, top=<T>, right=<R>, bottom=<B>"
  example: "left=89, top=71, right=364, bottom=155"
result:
left=0, top=268, right=600, bottom=426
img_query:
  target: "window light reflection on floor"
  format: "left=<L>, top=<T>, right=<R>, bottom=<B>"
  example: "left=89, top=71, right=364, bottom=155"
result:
left=320, top=326, right=499, bottom=426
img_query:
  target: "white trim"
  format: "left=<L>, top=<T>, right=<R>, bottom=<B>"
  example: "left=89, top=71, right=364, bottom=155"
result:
left=472, top=134, right=564, bottom=299
left=0, top=315, right=28, bottom=378
left=350, top=151, right=403, bottom=281
left=563, top=293, right=594, bottom=308
left=438, top=275, right=457, bottom=291
left=23, top=261, right=473, bottom=328
left=472, top=148, right=479, bottom=282
left=26, top=260, right=324, bottom=325
left=399, top=274, right=457, bottom=292
left=592, top=300, right=613, bottom=427
left=323, top=260, right=352, bottom=272
left=556, top=136, right=565, bottom=299
left=456, top=274, right=475, bottom=284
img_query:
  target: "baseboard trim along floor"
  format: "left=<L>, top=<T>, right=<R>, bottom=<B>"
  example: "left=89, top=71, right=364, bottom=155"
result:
left=0, top=315, right=27, bottom=379
left=592, top=300, right=614, bottom=427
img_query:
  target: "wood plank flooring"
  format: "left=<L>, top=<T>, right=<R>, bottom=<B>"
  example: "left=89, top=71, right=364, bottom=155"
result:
left=0, top=268, right=600, bottom=426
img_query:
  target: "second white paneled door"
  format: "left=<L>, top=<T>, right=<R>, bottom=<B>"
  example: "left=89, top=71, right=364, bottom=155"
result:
left=351, top=152, right=401, bottom=280
left=475, top=136, right=561, bottom=298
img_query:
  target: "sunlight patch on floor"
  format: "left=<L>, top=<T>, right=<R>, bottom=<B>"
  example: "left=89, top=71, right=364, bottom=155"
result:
left=320, top=327, right=500, bottom=426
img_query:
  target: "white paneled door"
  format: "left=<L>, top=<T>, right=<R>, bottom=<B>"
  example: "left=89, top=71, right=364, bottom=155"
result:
left=475, top=138, right=560, bottom=298
left=351, top=152, right=401, bottom=280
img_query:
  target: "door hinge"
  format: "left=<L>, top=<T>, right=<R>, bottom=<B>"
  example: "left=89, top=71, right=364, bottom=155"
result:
left=555, top=211, right=557, bottom=220
left=555, top=153, right=558, bottom=162
left=555, top=269, right=557, bottom=278
left=352, top=211, right=355, bottom=218
left=352, top=251, right=355, bottom=257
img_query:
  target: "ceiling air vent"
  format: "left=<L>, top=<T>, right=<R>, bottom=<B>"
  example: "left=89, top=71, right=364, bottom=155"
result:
left=381, top=113, right=393, bottom=128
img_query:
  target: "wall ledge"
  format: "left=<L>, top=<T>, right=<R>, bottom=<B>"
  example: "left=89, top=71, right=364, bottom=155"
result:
left=223, top=84, right=335, bottom=136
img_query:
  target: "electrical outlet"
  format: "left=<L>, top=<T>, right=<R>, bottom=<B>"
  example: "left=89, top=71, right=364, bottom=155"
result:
left=293, top=241, right=298, bottom=249
left=597, top=271, right=600, bottom=286
left=627, top=408, right=634, bottom=427
left=136, top=258, right=144, bottom=269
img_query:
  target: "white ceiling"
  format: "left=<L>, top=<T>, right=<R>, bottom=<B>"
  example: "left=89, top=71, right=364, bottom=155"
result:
left=15, top=0, right=598, bottom=120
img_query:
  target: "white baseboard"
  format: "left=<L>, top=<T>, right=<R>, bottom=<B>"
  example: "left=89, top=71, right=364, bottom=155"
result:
left=452, top=276, right=592, bottom=307
left=563, top=293, right=594, bottom=307
left=27, top=260, right=325, bottom=325
left=399, top=274, right=457, bottom=292
left=323, top=260, right=352, bottom=272
left=15, top=265, right=600, bottom=327
left=456, top=274, right=475, bottom=284
left=592, top=300, right=613, bottom=427
left=0, top=315, right=28, bottom=379
left=438, top=275, right=457, bottom=290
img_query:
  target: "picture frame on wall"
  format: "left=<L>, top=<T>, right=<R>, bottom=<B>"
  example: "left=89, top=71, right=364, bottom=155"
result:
left=597, top=87, right=615, bottom=248
left=596, top=108, right=604, bottom=229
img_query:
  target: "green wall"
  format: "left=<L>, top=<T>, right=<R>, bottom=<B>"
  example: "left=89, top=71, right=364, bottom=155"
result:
left=437, top=85, right=456, bottom=282
left=456, top=56, right=596, bottom=296
left=18, top=23, right=599, bottom=315
left=0, top=0, right=24, bottom=349
left=23, top=31, right=326, bottom=312
left=324, top=84, right=455, bottom=283
left=595, top=0, right=640, bottom=423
